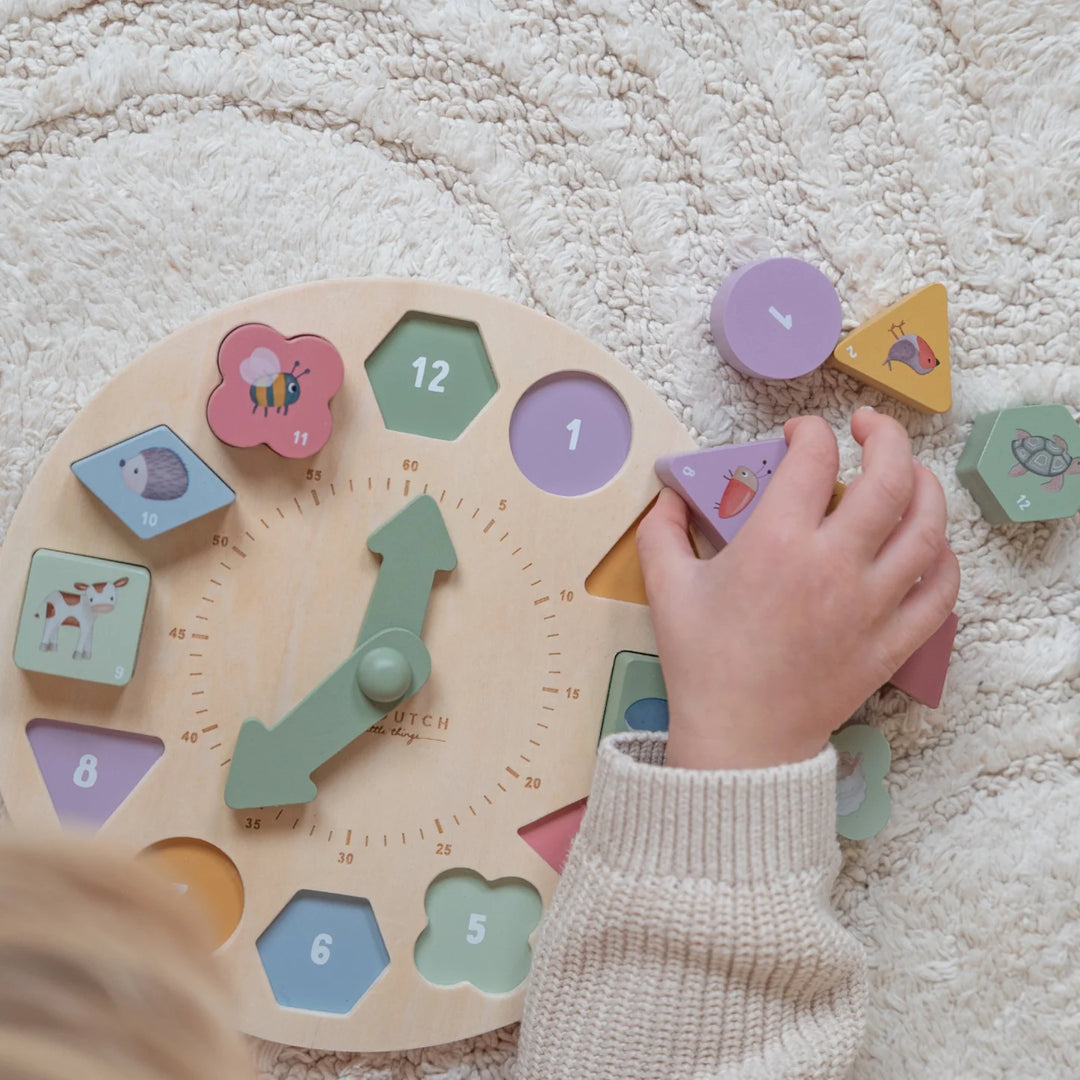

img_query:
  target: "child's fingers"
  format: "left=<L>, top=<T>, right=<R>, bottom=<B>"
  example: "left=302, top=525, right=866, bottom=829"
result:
left=830, top=408, right=916, bottom=557
left=751, top=415, right=839, bottom=529
left=871, top=463, right=949, bottom=605
left=637, top=488, right=696, bottom=605
left=886, top=541, right=961, bottom=663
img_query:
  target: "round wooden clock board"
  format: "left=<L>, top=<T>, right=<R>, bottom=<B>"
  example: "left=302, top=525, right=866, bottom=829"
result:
left=0, top=279, right=694, bottom=1052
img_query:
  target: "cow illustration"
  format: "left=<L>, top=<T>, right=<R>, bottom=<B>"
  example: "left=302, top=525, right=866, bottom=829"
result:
left=36, top=578, right=129, bottom=660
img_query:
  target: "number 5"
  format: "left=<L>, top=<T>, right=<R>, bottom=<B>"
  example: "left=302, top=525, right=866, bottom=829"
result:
left=466, top=913, right=486, bottom=944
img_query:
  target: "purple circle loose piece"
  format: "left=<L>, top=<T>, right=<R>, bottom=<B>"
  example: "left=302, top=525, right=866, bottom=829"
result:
left=509, top=372, right=632, bottom=497
left=711, top=257, right=842, bottom=380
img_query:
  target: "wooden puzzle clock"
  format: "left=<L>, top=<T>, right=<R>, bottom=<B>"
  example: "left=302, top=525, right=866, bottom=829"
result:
left=0, top=280, right=697, bottom=1052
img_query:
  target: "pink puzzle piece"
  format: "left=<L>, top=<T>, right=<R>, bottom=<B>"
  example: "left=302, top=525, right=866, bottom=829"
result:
left=888, top=611, right=959, bottom=708
left=206, top=323, right=345, bottom=459
left=655, top=438, right=787, bottom=549
left=518, top=798, right=588, bottom=873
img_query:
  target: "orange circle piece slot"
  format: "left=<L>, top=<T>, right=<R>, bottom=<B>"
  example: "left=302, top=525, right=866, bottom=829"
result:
left=140, top=837, right=244, bottom=950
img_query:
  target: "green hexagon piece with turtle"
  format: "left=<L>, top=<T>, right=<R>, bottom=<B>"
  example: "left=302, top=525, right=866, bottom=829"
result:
left=957, top=404, right=1080, bottom=524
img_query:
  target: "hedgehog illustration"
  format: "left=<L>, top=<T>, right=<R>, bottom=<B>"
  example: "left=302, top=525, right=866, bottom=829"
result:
left=119, top=447, right=189, bottom=500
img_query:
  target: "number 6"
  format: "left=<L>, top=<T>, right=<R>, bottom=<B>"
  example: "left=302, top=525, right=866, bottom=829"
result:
left=310, top=932, right=333, bottom=965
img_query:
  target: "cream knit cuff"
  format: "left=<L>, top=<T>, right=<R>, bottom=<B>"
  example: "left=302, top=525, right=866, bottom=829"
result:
left=578, top=732, right=839, bottom=885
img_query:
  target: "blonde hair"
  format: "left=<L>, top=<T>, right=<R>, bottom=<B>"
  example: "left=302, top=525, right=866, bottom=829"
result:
left=0, top=837, right=254, bottom=1080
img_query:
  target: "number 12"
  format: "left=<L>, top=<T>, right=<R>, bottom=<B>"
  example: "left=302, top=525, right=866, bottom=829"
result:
left=412, top=356, right=449, bottom=393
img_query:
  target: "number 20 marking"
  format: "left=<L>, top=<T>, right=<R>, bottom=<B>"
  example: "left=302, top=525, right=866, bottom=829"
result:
left=412, top=356, right=449, bottom=393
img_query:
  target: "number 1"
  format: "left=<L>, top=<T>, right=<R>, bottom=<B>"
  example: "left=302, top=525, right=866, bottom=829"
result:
left=566, top=418, right=581, bottom=451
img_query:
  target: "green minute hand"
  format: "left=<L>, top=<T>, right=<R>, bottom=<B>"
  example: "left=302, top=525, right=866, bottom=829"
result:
left=224, top=495, right=457, bottom=810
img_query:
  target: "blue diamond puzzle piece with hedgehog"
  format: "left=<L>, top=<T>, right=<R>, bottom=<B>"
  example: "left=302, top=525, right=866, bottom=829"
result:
left=72, top=425, right=234, bottom=539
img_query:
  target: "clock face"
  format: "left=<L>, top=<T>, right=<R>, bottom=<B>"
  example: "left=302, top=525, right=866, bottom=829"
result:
left=0, top=279, right=693, bottom=1051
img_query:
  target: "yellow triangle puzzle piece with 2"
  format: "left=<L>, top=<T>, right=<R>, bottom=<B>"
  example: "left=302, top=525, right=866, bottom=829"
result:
left=829, top=283, right=951, bottom=414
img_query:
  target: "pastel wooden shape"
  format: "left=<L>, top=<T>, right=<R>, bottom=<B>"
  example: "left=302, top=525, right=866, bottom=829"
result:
left=509, top=372, right=633, bottom=496
left=829, top=283, right=951, bottom=414
left=655, top=437, right=787, bottom=548
left=27, top=717, right=163, bottom=830
left=599, top=650, right=668, bottom=739
left=831, top=724, right=891, bottom=841
left=517, top=799, right=588, bottom=873
left=139, top=838, right=244, bottom=949
left=365, top=312, right=498, bottom=441
left=414, top=870, right=542, bottom=993
left=710, top=257, right=842, bottom=379
left=888, top=611, right=959, bottom=708
left=584, top=501, right=655, bottom=606
left=256, top=890, right=389, bottom=1013
left=13, top=550, right=150, bottom=686
left=206, top=322, right=344, bottom=458
left=957, top=404, right=1080, bottom=523
left=71, top=424, right=235, bottom=539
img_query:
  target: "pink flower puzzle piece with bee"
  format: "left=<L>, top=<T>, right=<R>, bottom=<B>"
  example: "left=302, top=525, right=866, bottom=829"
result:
left=206, top=323, right=345, bottom=459
left=655, top=438, right=787, bottom=549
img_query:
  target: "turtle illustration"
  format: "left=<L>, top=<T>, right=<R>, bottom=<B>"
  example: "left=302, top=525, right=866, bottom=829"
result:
left=1009, top=429, right=1080, bottom=492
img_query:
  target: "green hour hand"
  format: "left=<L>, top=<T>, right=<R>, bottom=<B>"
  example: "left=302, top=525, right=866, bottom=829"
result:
left=224, top=495, right=457, bottom=810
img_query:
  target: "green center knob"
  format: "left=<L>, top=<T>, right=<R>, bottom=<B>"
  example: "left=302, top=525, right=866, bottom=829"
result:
left=356, top=646, right=413, bottom=704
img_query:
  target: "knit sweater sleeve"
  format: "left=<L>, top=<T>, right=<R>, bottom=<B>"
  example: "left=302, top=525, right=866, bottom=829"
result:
left=514, top=731, right=867, bottom=1080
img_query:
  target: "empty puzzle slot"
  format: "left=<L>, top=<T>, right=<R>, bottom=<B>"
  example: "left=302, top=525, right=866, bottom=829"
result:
left=26, top=717, right=164, bottom=830
left=414, top=869, right=541, bottom=994
left=256, top=890, right=389, bottom=1014
left=365, top=312, right=498, bottom=441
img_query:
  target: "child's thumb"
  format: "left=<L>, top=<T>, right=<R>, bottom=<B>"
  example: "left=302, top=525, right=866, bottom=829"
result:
left=636, top=488, right=696, bottom=602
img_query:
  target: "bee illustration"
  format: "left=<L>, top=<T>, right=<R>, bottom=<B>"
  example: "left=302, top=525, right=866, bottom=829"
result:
left=715, top=459, right=772, bottom=519
left=882, top=320, right=940, bottom=375
left=240, top=346, right=311, bottom=417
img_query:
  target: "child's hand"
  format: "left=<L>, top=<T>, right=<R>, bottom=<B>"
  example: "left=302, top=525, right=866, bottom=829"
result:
left=637, top=409, right=961, bottom=770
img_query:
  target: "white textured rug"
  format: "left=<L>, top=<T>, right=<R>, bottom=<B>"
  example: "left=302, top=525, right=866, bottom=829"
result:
left=3, top=2, right=1079, bottom=1077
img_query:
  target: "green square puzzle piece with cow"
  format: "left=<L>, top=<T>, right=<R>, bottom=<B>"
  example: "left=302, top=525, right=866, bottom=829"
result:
left=13, top=550, right=151, bottom=686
